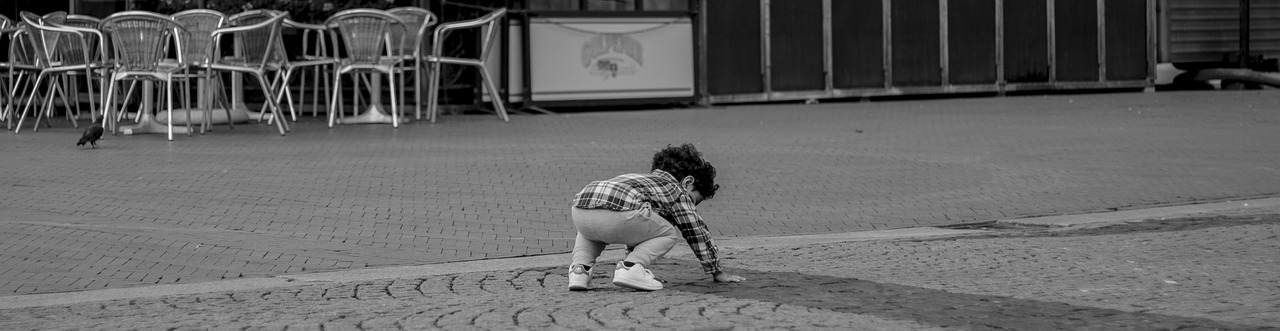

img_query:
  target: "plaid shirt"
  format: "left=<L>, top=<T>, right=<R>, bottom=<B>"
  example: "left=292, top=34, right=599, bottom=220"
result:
left=573, top=170, right=723, bottom=275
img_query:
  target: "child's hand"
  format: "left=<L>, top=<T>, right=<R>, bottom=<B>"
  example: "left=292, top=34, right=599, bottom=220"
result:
left=713, top=271, right=745, bottom=283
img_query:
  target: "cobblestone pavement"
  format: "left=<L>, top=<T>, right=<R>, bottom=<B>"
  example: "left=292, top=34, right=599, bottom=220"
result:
left=0, top=211, right=1276, bottom=330
left=4, top=90, right=1280, bottom=296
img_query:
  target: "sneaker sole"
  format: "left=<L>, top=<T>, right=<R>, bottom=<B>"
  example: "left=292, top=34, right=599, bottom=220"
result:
left=612, top=278, right=662, bottom=291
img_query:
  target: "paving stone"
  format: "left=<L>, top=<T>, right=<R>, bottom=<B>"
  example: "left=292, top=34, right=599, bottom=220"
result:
left=2, top=91, right=1280, bottom=328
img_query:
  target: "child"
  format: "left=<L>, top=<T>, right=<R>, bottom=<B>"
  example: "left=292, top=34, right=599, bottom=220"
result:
left=567, top=143, right=746, bottom=291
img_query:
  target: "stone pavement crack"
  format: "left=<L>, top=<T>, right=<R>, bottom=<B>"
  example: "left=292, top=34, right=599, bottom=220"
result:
left=642, top=260, right=1269, bottom=330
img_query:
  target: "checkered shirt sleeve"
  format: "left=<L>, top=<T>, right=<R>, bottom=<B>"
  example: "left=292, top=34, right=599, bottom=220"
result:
left=668, top=194, right=723, bottom=275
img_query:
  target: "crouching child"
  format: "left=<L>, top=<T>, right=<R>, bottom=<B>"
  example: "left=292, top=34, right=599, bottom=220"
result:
left=567, top=143, right=746, bottom=291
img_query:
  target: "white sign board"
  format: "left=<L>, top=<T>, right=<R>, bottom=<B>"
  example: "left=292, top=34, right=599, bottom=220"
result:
left=526, top=17, right=694, bottom=101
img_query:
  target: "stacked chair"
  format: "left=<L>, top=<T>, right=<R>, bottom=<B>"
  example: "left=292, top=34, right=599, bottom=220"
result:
left=2, top=5, right=512, bottom=137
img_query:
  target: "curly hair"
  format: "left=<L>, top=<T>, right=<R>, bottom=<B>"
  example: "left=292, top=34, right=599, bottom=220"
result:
left=651, top=143, right=720, bottom=199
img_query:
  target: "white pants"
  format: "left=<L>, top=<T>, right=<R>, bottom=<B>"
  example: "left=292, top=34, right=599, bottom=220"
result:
left=570, top=204, right=680, bottom=269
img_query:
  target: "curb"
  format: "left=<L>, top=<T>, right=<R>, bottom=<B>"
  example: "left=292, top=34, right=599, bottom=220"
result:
left=3, top=196, right=1277, bottom=310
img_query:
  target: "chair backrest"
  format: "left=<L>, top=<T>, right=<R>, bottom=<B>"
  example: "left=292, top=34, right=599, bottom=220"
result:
left=19, top=11, right=63, bottom=67
left=41, top=11, right=68, bottom=25
left=433, top=7, right=506, bottom=61
left=171, top=9, right=225, bottom=64
left=3, top=17, right=36, bottom=67
left=324, top=9, right=405, bottom=65
left=100, top=11, right=186, bottom=72
left=386, top=7, right=436, bottom=57
left=225, top=9, right=286, bottom=68
left=48, top=14, right=105, bottom=65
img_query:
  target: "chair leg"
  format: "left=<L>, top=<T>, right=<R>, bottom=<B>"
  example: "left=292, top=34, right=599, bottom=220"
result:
left=320, top=65, right=333, bottom=119
left=67, top=77, right=81, bottom=121
left=209, top=71, right=235, bottom=130
left=280, top=68, right=298, bottom=122
left=254, top=73, right=287, bottom=135
left=36, top=78, right=62, bottom=131
left=183, top=73, right=194, bottom=136
left=398, top=69, right=406, bottom=121
left=5, top=72, right=26, bottom=131
left=116, top=81, right=139, bottom=124
left=329, top=71, right=342, bottom=128
left=15, top=72, right=48, bottom=134
left=427, top=62, right=441, bottom=123
left=414, top=59, right=423, bottom=120
left=51, top=76, right=77, bottom=129
left=270, top=69, right=295, bottom=122
left=355, top=73, right=367, bottom=111
left=165, top=79, right=174, bottom=141
left=296, top=65, right=309, bottom=117
left=36, top=76, right=61, bottom=131
left=102, top=78, right=118, bottom=134
left=90, top=73, right=103, bottom=125
left=388, top=71, right=398, bottom=128
left=476, top=65, right=509, bottom=122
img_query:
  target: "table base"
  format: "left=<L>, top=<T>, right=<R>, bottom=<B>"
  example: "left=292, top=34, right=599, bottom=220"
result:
left=338, top=105, right=406, bottom=125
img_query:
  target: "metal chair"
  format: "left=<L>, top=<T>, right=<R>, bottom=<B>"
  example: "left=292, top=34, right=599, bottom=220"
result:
left=425, top=7, right=508, bottom=123
left=172, top=9, right=230, bottom=133
left=387, top=7, right=437, bottom=120
left=205, top=9, right=289, bottom=135
left=12, top=11, right=100, bottom=133
left=324, top=9, right=408, bottom=128
left=276, top=17, right=336, bottom=121
left=50, top=14, right=109, bottom=124
left=0, top=14, right=20, bottom=129
left=98, top=11, right=191, bottom=140
left=3, top=16, right=42, bottom=131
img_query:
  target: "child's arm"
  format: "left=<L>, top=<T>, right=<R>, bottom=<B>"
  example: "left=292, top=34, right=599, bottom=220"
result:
left=669, top=196, right=745, bottom=282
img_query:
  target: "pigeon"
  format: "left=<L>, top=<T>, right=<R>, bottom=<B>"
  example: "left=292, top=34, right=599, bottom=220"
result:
left=78, top=123, right=104, bottom=149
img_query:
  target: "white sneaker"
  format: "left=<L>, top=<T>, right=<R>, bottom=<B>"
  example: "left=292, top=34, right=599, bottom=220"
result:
left=567, top=264, right=592, bottom=291
left=612, top=261, right=662, bottom=291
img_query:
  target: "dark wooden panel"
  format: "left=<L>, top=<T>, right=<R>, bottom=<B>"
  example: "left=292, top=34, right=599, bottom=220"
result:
left=1004, top=0, right=1049, bottom=83
left=769, top=0, right=826, bottom=91
left=948, top=0, right=997, bottom=84
left=1105, top=0, right=1148, bottom=80
left=832, top=0, right=885, bottom=89
left=1054, top=0, right=1099, bottom=82
left=892, top=0, right=941, bottom=86
left=705, top=0, right=763, bottom=95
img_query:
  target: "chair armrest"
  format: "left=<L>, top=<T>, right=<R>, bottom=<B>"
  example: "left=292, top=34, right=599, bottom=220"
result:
left=209, top=14, right=285, bottom=64
left=210, top=20, right=275, bottom=38
left=430, top=8, right=506, bottom=58
left=284, top=19, right=326, bottom=31
left=434, top=8, right=506, bottom=34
